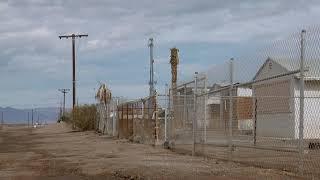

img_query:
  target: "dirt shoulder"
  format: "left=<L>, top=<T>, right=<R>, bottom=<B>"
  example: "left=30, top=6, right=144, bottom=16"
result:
left=0, top=123, right=303, bottom=180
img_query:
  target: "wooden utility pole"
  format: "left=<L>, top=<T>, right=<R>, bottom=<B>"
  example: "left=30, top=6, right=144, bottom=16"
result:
left=59, top=88, right=70, bottom=116
left=59, top=34, right=88, bottom=109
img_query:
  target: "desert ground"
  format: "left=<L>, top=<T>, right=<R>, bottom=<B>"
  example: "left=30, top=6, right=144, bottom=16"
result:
left=0, top=123, right=303, bottom=180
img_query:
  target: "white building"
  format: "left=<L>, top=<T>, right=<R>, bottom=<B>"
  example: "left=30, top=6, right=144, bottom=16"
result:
left=253, top=58, right=320, bottom=139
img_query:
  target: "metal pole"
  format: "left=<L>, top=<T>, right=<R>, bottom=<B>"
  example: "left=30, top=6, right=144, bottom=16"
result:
left=168, top=88, right=172, bottom=145
left=1, top=112, right=3, bottom=126
left=192, top=72, right=198, bottom=156
left=115, top=98, right=119, bottom=137
left=253, top=98, right=257, bottom=145
left=204, top=75, right=207, bottom=143
left=184, top=84, right=187, bottom=127
left=141, top=100, right=145, bottom=143
left=164, top=83, right=168, bottom=142
left=155, top=93, right=159, bottom=144
left=112, top=99, right=116, bottom=136
left=28, top=112, right=30, bottom=127
left=298, top=29, right=306, bottom=175
left=220, top=94, right=224, bottom=130
left=31, top=109, right=34, bottom=126
left=131, top=103, right=134, bottom=138
left=149, top=38, right=154, bottom=97
left=63, top=91, right=66, bottom=116
left=126, top=104, right=129, bottom=137
left=228, top=58, right=234, bottom=161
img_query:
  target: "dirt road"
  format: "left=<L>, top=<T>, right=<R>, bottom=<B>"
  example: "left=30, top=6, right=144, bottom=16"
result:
left=0, top=123, right=302, bottom=179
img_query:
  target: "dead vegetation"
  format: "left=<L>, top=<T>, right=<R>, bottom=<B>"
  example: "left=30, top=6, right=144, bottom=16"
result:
left=61, top=104, right=98, bottom=131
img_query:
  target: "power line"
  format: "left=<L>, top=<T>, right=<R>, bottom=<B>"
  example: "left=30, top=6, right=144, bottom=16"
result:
left=59, top=33, right=88, bottom=109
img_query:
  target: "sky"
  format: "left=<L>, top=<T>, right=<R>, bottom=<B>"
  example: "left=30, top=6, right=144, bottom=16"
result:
left=0, top=0, right=320, bottom=108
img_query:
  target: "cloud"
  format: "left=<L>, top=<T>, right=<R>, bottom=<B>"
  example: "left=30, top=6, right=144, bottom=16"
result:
left=1, top=0, right=320, bottom=107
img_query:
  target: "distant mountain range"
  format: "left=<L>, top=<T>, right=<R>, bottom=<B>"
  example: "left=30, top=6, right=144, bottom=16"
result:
left=0, top=107, right=60, bottom=124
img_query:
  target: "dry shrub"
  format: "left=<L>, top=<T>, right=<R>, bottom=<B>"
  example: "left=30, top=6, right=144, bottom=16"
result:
left=71, top=104, right=97, bottom=131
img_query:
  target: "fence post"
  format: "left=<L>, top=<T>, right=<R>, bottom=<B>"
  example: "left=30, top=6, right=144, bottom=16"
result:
left=142, top=100, right=145, bottom=143
left=220, top=95, right=224, bottom=130
left=164, top=84, right=168, bottom=143
left=126, top=103, right=129, bottom=138
left=253, top=98, right=257, bottom=146
left=107, top=103, right=110, bottom=135
left=184, top=84, right=187, bottom=128
left=131, top=103, right=134, bottom=138
left=27, top=112, right=30, bottom=128
left=155, top=94, right=159, bottom=145
left=204, top=75, right=207, bottom=143
left=1, top=112, right=3, bottom=128
left=169, top=88, right=176, bottom=148
left=112, top=99, right=117, bottom=136
left=298, top=29, right=306, bottom=175
left=228, top=58, right=234, bottom=161
left=116, top=99, right=119, bottom=137
left=193, top=72, right=198, bottom=156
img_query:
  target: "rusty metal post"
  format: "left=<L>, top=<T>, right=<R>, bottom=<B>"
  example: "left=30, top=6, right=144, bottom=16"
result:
left=155, top=94, right=160, bottom=145
left=192, top=72, right=198, bottom=156
left=228, top=58, right=234, bottom=161
left=298, top=29, right=306, bottom=175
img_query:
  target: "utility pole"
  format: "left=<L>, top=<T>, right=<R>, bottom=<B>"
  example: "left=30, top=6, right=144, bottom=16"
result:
left=148, top=38, right=155, bottom=97
left=59, top=33, right=88, bottom=109
left=58, top=88, right=70, bottom=117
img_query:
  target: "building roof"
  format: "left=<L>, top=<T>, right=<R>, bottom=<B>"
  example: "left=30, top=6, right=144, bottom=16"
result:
left=253, top=57, right=320, bottom=81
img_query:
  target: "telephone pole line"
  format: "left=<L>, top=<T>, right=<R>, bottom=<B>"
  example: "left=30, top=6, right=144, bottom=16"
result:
left=59, top=88, right=70, bottom=117
left=59, top=33, right=88, bottom=109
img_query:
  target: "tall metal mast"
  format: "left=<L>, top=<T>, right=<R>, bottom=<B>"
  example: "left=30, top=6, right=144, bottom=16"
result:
left=148, top=38, right=155, bottom=97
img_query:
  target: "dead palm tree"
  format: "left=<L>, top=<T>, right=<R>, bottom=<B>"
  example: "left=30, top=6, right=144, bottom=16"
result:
left=95, top=83, right=112, bottom=105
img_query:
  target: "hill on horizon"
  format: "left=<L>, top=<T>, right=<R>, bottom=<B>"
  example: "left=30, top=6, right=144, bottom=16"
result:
left=0, top=107, right=60, bottom=124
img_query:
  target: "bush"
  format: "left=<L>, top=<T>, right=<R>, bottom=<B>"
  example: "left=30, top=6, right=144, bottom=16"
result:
left=72, top=104, right=98, bottom=131
left=58, top=104, right=97, bottom=131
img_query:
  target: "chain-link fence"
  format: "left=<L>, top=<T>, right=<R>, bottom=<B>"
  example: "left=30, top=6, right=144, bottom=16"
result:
left=165, top=27, right=320, bottom=178
left=96, top=97, right=126, bottom=136
left=112, top=95, right=165, bottom=145
left=93, top=26, right=320, bottom=178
